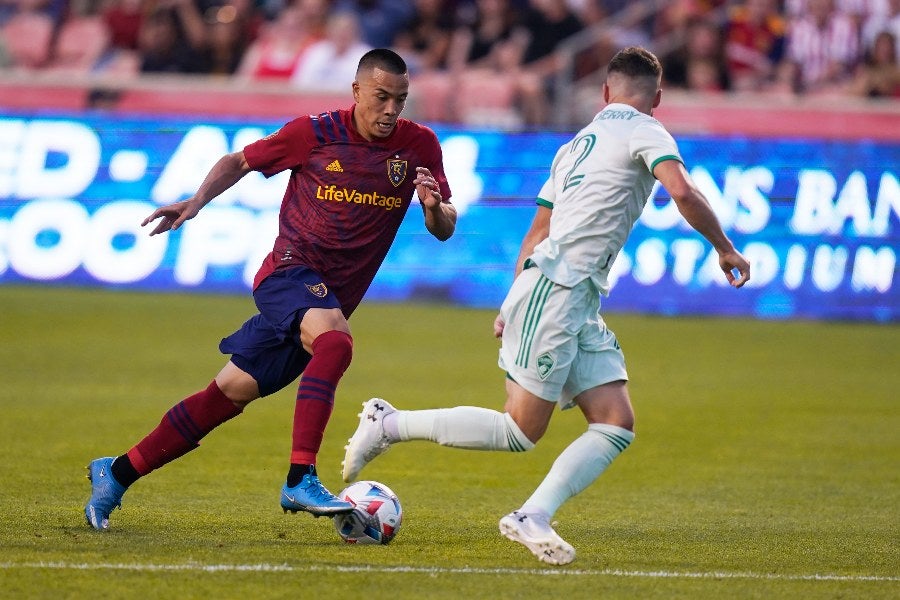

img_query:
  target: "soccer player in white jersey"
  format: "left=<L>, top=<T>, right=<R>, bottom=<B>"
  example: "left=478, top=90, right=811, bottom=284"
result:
left=342, top=46, right=751, bottom=566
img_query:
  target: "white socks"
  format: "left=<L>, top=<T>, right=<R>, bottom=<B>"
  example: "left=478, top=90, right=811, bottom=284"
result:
left=522, top=423, right=634, bottom=518
left=382, top=409, right=633, bottom=519
left=390, top=406, right=534, bottom=452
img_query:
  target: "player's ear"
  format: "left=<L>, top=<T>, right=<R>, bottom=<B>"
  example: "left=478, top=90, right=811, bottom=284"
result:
left=352, top=80, right=360, bottom=101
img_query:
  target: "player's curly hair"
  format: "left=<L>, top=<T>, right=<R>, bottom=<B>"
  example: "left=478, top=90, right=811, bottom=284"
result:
left=357, top=49, right=408, bottom=77
left=607, top=47, right=662, bottom=80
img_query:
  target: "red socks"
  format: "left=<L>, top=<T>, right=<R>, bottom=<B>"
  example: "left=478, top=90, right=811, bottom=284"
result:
left=124, top=330, right=352, bottom=477
left=290, top=330, right=353, bottom=465
left=127, top=380, right=242, bottom=475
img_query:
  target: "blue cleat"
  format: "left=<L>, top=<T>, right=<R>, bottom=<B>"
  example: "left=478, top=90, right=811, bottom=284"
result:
left=84, top=457, right=127, bottom=531
left=280, top=473, right=354, bottom=517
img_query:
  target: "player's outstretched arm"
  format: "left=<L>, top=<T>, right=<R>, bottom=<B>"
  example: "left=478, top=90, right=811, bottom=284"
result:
left=414, top=166, right=456, bottom=241
left=514, top=205, right=551, bottom=277
left=654, top=160, right=750, bottom=288
left=142, top=151, right=252, bottom=236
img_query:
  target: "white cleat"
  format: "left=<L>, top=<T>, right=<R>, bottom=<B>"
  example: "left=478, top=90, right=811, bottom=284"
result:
left=499, top=510, right=576, bottom=566
left=341, top=398, right=396, bottom=483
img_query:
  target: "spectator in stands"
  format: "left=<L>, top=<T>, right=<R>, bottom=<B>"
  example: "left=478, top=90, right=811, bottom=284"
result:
left=777, top=0, right=861, bottom=94
left=686, top=57, right=728, bottom=92
left=513, top=0, right=584, bottom=77
left=89, top=0, right=153, bottom=76
left=571, top=0, right=654, bottom=82
left=784, top=0, right=878, bottom=31
left=224, top=0, right=265, bottom=41
left=236, top=0, right=328, bottom=81
left=652, top=0, right=724, bottom=40
left=102, top=0, right=146, bottom=52
left=663, top=16, right=729, bottom=92
left=725, top=0, right=786, bottom=92
left=0, top=0, right=57, bottom=69
left=510, top=0, right=585, bottom=126
left=578, top=0, right=654, bottom=47
left=204, top=2, right=248, bottom=75
left=862, top=0, right=900, bottom=61
left=392, top=0, right=454, bottom=73
left=290, top=10, right=372, bottom=91
left=138, top=0, right=210, bottom=73
left=445, top=0, right=518, bottom=72
left=332, top=0, right=415, bottom=47
left=44, top=1, right=114, bottom=75
left=850, top=29, right=900, bottom=96
left=432, top=0, right=522, bottom=126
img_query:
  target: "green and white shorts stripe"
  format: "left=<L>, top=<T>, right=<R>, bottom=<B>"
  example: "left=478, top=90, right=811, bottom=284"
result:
left=498, top=266, right=628, bottom=409
left=515, top=273, right=554, bottom=369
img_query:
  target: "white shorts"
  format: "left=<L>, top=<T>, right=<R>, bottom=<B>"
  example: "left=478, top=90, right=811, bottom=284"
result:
left=498, top=265, right=628, bottom=410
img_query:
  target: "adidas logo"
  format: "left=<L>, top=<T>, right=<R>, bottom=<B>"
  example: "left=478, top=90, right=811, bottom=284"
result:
left=326, top=160, right=343, bottom=172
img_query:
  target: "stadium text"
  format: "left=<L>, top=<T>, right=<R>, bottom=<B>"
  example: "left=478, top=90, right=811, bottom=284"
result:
left=0, top=117, right=897, bottom=320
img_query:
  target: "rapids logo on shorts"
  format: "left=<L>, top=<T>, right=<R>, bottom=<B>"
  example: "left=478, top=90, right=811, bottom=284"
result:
left=387, top=158, right=407, bottom=187
left=536, top=352, right=555, bottom=381
left=305, top=283, right=328, bottom=298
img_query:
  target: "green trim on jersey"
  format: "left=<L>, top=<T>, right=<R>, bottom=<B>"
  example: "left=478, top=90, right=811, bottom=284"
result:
left=650, top=154, right=683, bottom=173
left=516, top=274, right=554, bottom=368
left=536, top=197, right=553, bottom=208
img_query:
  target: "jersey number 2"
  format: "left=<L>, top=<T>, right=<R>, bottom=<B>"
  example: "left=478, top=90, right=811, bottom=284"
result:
left=563, top=134, right=596, bottom=191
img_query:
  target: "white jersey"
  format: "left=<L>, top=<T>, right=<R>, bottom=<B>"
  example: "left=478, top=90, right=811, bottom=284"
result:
left=529, top=103, right=683, bottom=295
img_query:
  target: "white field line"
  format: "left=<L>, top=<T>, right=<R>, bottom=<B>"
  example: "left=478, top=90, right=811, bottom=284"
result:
left=0, top=561, right=897, bottom=582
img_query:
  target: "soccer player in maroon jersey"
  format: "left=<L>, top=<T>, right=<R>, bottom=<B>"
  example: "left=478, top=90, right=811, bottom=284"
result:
left=84, top=48, right=457, bottom=530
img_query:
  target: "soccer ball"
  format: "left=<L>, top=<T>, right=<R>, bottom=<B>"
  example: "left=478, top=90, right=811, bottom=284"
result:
left=333, top=480, right=403, bottom=545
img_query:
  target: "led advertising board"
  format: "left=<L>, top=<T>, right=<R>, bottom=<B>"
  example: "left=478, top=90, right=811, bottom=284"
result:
left=0, top=113, right=896, bottom=321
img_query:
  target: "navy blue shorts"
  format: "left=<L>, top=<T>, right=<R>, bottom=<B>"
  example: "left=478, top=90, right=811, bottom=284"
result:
left=219, top=266, right=342, bottom=397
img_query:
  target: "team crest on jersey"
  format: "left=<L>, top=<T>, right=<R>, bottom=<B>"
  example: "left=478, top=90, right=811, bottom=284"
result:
left=387, top=159, right=407, bottom=187
left=536, top=352, right=555, bottom=381
left=305, top=283, right=328, bottom=298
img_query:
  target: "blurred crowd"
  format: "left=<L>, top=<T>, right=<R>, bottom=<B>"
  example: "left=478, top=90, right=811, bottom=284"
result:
left=1, top=0, right=898, bottom=126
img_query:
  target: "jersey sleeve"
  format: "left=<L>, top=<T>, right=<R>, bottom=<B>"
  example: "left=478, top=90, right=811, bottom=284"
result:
left=243, top=117, right=317, bottom=178
left=536, top=177, right=554, bottom=208
left=535, top=143, right=567, bottom=208
left=630, top=120, right=683, bottom=176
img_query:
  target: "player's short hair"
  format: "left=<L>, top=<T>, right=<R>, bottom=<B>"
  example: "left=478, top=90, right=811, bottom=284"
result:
left=357, top=49, right=408, bottom=77
left=607, top=47, right=662, bottom=80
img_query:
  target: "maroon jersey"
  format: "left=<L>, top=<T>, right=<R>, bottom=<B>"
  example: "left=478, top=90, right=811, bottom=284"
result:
left=243, top=106, right=451, bottom=317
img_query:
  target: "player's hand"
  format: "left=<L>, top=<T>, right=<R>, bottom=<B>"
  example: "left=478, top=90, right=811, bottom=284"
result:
left=719, top=249, right=751, bottom=288
left=414, top=166, right=442, bottom=209
left=493, top=314, right=505, bottom=338
left=141, top=199, right=200, bottom=236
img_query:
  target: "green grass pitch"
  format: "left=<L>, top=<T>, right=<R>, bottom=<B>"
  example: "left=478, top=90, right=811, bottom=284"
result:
left=0, top=285, right=897, bottom=599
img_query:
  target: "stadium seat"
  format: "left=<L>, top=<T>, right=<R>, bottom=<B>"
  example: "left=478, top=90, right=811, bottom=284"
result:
left=45, top=15, right=111, bottom=73
left=452, top=69, right=520, bottom=129
left=408, top=71, right=453, bottom=123
left=0, top=12, right=54, bottom=69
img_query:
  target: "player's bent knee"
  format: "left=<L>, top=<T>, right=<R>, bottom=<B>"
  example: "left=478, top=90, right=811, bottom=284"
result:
left=216, top=362, right=261, bottom=405
left=313, top=330, right=354, bottom=372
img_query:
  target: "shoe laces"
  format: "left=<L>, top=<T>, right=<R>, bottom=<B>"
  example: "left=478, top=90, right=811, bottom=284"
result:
left=300, top=474, right=337, bottom=502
